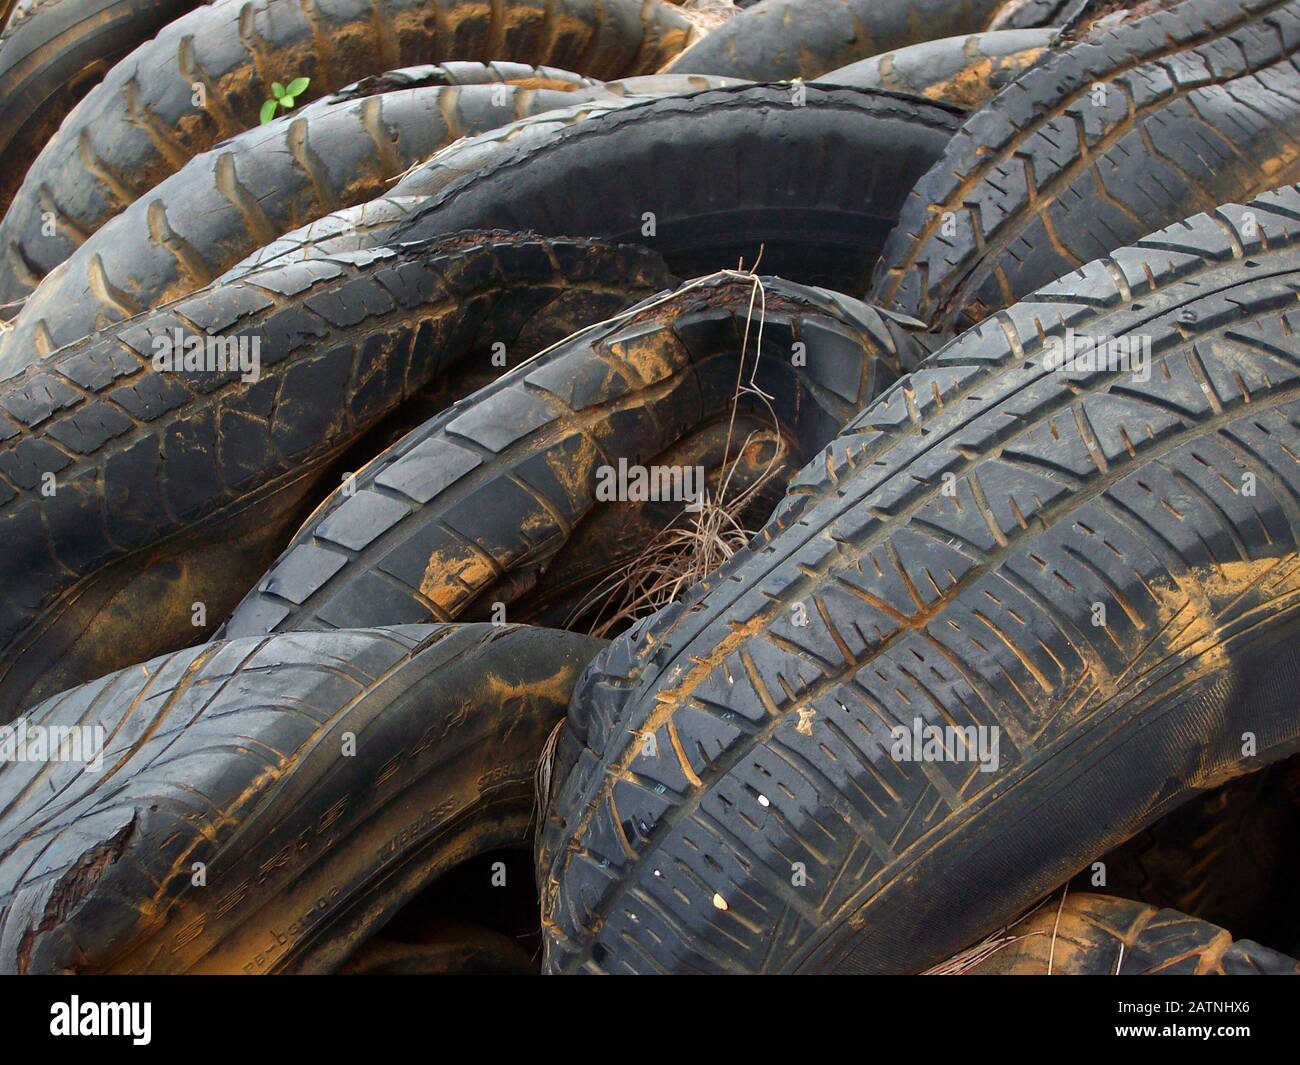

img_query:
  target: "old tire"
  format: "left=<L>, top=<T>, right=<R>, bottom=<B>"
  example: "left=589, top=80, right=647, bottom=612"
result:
left=868, top=0, right=1300, bottom=331
left=218, top=275, right=922, bottom=640
left=661, top=0, right=1005, bottom=81
left=539, top=187, right=1300, bottom=974
left=963, top=894, right=1300, bottom=974
left=0, top=0, right=694, bottom=308
left=820, top=29, right=1057, bottom=110
left=0, top=232, right=669, bottom=720
left=1087, top=756, right=1300, bottom=947
left=390, top=85, right=963, bottom=291
left=0, top=0, right=199, bottom=218
left=0, top=622, right=604, bottom=973
left=0, top=78, right=637, bottom=367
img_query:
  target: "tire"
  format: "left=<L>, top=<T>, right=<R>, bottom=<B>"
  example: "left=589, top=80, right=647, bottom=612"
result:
left=989, top=0, right=1091, bottom=31
left=389, top=75, right=748, bottom=200
left=219, top=104, right=644, bottom=284
left=820, top=29, right=1058, bottom=110
left=392, top=101, right=630, bottom=199
left=214, top=196, right=430, bottom=282
left=869, top=0, right=1300, bottom=332
left=0, top=0, right=696, bottom=309
left=961, top=894, right=1300, bottom=974
left=0, top=78, right=639, bottom=368
left=390, top=85, right=964, bottom=291
left=310, top=60, right=599, bottom=104
left=217, top=275, right=921, bottom=640
left=0, top=622, right=605, bottom=974
left=661, top=0, right=1006, bottom=81
left=539, top=186, right=1300, bottom=974
left=0, top=0, right=199, bottom=218
left=1086, top=755, right=1300, bottom=946
left=0, top=232, right=670, bottom=721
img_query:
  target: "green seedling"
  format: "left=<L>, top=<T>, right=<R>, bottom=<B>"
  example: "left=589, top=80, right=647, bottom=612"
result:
left=260, top=77, right=311, bottom=123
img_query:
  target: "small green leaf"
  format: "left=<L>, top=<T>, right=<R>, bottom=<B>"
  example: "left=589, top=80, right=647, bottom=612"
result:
left=259, top=98, right=278, bottom=124
left=271, top=81, right=286, bottom=99
left=280, top=94, right=295, bottom=109
left=286, top=76, right=310, bottom=96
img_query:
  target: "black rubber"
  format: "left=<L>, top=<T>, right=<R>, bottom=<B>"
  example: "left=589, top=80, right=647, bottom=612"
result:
left=964, top=894, right=1300, bottom=974
left=0, top=0, right=198, bottom=219
left=661, top=0, right=1005, bottom=81
left=0, top=622, right=604, bottom=974
left=539, top=186, right=1300, bottom=974
left=389, top=75, right=746, bottom=203
left=0, top=231, right=670, bottom=721
left=218, top=275, right=923, bottom=641
left=869, top=0, right=1300, bottom=331
left=390, top=85, right=964, bottom=292
left=214, top=196, right=431, bottom=282
left=0, top=78, right=639, bottom=368
left=392, top=100, right=629, bottom=199
left=820, top=29, right=1058, bottom=110
left=1086, top=755, right=1300, bottom=947
left=990, top=0, right=1092, bottom=31
left=0, top=0, right=695, bottom=308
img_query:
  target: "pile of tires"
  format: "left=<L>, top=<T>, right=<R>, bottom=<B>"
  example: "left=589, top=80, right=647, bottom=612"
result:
left=0, top=0, right=1298, bottom=976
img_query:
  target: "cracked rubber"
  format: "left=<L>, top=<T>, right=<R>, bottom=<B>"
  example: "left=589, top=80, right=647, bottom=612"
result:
left=306, top=59, right=599, bottom=103
left=219, top=275, right=923, bottom=640
left=0, top=0, right=198, bottom=218
left=0, top=622, right=604, bottom=974
left=0, top=231, right=670, bottom=721
left=392, top=100, right=629, bottom=199
left=215, top=196, right=432, bottom=282
left=964, top=894, right=1300, bottom=974
left=539, top=186, right=1300, bottom=974
left=390, top=85, right=964, bottom=291
left=869, top=0, right=1300, bottom=332
left=661, top=0, right=1006, bottom=81
left=821, top=28, right=1058, bottom=110
left=0, top=78, right=641, bottom=369
left=0, top=0, right=695, bottom=309
left=221, top=100, right=665, bottom=282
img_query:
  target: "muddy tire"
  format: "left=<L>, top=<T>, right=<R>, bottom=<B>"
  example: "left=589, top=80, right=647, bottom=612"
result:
left=962, top=894, right=1300, bottom=974
left=0, top=0, right=198, bottom=218
left=661, top=0, right=1005, bottom=81
left=0, top=622, right=604, bottom=974
left=821, top=29, right=1057, bottom=110
left=0, top=79, right=640, bottom=367
left=538, top=187, right=1300, bottom=974
left=307, top=60, right=598, bottom=103
left=869, top=0, right=1300, bottom=332
left=0, top=232, right=669, bottom=721
left=391, top=85, right=963, bottom=291
left=0, top=0, right=695, bottom=308
left=218, top=276, right=922, bottom=640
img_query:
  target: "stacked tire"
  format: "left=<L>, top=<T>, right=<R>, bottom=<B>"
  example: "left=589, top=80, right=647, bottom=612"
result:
left=0, top=0, right=1297, bottom=978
